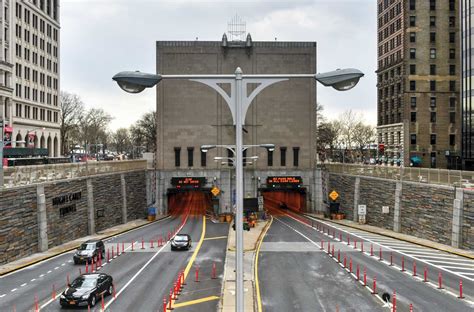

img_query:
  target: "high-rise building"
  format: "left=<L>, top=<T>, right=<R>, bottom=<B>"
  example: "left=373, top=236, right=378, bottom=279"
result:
left=461, top=0, right=474, bottom=170
left=377, top=0, right=460, bottom=169
left=1, top=0, right=60, bottom=157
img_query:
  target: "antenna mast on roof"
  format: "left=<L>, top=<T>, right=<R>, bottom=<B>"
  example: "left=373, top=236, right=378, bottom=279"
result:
left=227, top=15, right=246, bottom=41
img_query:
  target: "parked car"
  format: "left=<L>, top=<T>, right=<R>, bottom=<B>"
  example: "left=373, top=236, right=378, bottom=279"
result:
left=73, top=240, right=105, bottom=264
left=59, top=273, right=113, bottom=307
left=171, top=234, right=192, bottom=251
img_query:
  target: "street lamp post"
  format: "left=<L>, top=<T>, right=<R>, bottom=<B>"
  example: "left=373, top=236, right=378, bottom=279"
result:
left=113, top=67, right=363, bottom=311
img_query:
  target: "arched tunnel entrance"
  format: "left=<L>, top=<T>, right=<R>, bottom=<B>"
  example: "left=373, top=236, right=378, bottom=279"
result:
left=260, top=176, right=307, bottom=214
left=167, top=177, right=212, bottom=216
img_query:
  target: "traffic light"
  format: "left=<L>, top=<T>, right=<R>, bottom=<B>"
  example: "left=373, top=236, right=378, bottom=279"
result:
left=378, top=143, right=385, bottom=154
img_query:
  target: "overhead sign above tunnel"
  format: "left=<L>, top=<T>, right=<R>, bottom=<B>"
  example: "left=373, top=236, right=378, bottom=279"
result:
left=266, top=176, right=302, bottom=188
left=171, top=177, right=206, bottom=189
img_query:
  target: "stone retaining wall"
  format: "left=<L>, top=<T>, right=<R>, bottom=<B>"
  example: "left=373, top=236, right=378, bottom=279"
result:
left=0, top=170, right=147, bottom=265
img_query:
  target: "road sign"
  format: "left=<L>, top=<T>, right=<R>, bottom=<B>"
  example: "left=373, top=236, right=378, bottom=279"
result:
left=382, top=206, right=389, bottom=214
left=329, top=190, right=339, bottom=201
left=211, top=186, right=220, bottom=197
left=358, top=204, right=367, bottom=215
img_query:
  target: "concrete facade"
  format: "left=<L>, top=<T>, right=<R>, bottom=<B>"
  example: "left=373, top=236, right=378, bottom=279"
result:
left=0, top=0, right=61, bottom=157
left=155, top=38, right=318, bottom=213
left=0, top=169, right=146, bottom=265
left=376, top=0, right=461, bottom=169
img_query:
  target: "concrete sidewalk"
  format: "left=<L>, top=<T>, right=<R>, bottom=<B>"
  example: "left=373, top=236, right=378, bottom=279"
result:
left=220, top=218, right=270, bottom=312
left=0, top=215, right=168, bottom=276
left=306, top=213, right=474, bottom=259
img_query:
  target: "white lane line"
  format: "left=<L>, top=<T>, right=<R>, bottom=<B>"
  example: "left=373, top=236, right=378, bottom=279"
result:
left=47, top=270, right=52, bottom=274
left=407, top=254, right=468, bottom=260
left=54, top=267, right=59, bottom=270
left=440, top=266, right=474, bottom=271
left=391, top=249, right=455, bottom=256
left=20, top=283, right=27, bottom=287
left=386, top=245, right=442, bottom=251
left=425, top=259, right=474, bottom=265
left=0, top=294, right=5, bottom=298
left=61, top=263, right=65, bottom=266
left=10, top=288, right=17, bottom=292
left=306, top=216, right=474, bottom=282
left=68, top=260, right=73, bottom=263
left=39, top=274, right=44, bottom=278
left=460, top=272, right=474, bottom=276
left=30, top=278, right=36, bottom=282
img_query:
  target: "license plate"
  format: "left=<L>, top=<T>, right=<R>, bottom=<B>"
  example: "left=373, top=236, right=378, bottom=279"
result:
left=69, top=300, right=76, bottom=305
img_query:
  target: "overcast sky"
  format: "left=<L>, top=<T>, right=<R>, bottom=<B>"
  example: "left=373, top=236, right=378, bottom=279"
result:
left=61, top=0, right=376, bottom=130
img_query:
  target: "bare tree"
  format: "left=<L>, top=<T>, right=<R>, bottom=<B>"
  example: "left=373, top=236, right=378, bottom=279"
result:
left=78, top=108, right=113, bottom=154
left=133, top=111, right=156, bottom=152
left=59, top=92, right=84, bottom=155
left=352, top=122, right=375, bottom=161
left=112, top=128, right=131, bottom=154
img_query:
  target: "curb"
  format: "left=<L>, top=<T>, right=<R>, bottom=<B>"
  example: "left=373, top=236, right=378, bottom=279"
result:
left=218, top=221, right=233, bottom=312
left=0, top=215, right=170, bottom=277
left=304, top=213, right=474, bottom=261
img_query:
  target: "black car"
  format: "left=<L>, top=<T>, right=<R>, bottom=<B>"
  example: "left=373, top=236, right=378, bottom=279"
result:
left=59, top=273, right=113, bottom=307
left=73, top=240, right=105, bottom=264
left=171, top=234, right=192, bottom=251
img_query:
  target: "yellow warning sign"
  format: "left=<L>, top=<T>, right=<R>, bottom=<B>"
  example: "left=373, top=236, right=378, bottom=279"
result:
left=329, top=190, right=339, bottom=201
left=211, top=186, right=220, bottom=197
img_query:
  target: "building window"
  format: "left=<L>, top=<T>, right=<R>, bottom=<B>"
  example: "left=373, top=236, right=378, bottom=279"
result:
left=187, top=147, right=194, bottom=167
left=430, top=0, right=436, bottom=10
left=430, top=64, right=436, bottom=75
left=449, top=65, right=455, bottom=76
left=267, top=149, right=273, bottom=166
left=430, top=97, right=436, bottom=108
left=409, top=0, right=416, bottom=10
left=280, top=147, right=287, bottom=167
left=449, top=32, right=455, bottom=43
left=449, top=0, right=455, bottom=11
left=430, top=134, right=437, bottom=145
left=450, top=49, right=455, bottom=59
left=411, top=112, right=417, bottom=122
left=449, top=81, right=455, bottom=92
left=174, top=147, right=181, bottom=167
left=449, top=16, right=455, bottom=27
left=200, top=150, right=206, bottom=167
left=410, top=80, right=416, bottom=91
left=410, top=32, right=416, bottom=43
left=410, top=97, right=417, bottom=108
left=450, top=112, right=456, bottom=123
left=242, top=149, right=247, bottom=167
left=410, top=64, right=416, bottom=74
left=410, top=134, right=417, bottom=145
left=293, top=147, right=299, bottom=167
left=431, top=152, right=437, bottom=168
left=430, top=112, right=436, bottom=122
left=430, top=81, right=436, bottom=91
left=409, top=16, right=416, bottom=27
left=430, top=32, right=436, bottom=43
left=430, top=16, right=436, bottom=27
left=450, top=134, right=455, bottom=146
left=430, top=48, right=436, bottom=59
left=450, top=97, right=456, bottom=109
left=410, top=48, right=416, bottom=59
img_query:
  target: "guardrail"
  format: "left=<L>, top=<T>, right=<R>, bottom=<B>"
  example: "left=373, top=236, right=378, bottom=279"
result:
left=323, top=163, right=474, bottom=186
left=2, top=160, right=147, bottom=189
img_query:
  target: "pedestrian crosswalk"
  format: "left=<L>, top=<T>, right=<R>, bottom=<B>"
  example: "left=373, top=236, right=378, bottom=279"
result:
left=319, top=222, right=474, bottom=282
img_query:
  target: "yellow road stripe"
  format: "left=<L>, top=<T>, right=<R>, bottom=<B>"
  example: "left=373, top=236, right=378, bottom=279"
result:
left=173, top=295, right=219, bottom=308
left=255, top=216, right=273, bottom=312
left=184, top=216, right=206, bottom=280
left=204, top=236, right=227, bottom=241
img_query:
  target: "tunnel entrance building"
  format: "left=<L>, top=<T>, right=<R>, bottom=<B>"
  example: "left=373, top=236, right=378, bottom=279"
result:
left=260, top=176, right=307, bottom=213
left=167, top=177, right=213, bottom=216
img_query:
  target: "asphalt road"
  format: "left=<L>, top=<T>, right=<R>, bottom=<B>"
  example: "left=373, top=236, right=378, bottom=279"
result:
left=0, top=213, right=228, bottom=312
left=259, top=211, right=474, bottom=312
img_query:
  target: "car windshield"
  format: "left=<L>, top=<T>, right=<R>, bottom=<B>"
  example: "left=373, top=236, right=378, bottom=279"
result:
left=70, top=276, right=97, bottom=288
left=174, top=235, right=188, bottom=242
left=78, top=243, right=95, bottom=250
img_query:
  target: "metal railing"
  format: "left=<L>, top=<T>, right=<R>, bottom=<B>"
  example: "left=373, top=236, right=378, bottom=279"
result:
left=323, top=163, right=474, bottom=186
left=2, top=160, right=147, bottom=189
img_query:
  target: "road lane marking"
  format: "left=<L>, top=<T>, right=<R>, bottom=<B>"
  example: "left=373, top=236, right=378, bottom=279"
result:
left=255, top=216, right=273, bottom=312
left=203, top=236, right=227, bottom=241
left=173, top=295, right=219, bottom=308
left=20, top=283, right=27, bottom=287
left=54, top=267, right=59, bottom=270
left=103, top=215, right=191, bottom=311
left=11, top=288, right=17, bottom=292
left=61, top=263, right=65, bottom=266
left=47, top=270, right=51, bottom=274
left=183, top=216, right=206, bottom=280
left=31, top=279, right=36, bottom=282
left=0, top=294, right=5, bottom=298
left=39, top=274, right=44, bottom=277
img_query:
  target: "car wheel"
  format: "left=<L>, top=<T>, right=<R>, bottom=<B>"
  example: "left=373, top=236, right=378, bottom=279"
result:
left=90, top=295, right=96, bottom=307
left=107, top=284, right=113, bottom=296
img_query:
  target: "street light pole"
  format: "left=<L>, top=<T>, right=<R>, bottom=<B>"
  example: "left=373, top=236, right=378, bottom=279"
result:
left=113, top=66, right=363, bottom=312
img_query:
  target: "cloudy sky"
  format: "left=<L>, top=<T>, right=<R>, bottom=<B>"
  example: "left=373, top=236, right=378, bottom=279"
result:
left=61, top=0, right=376, bottom=130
